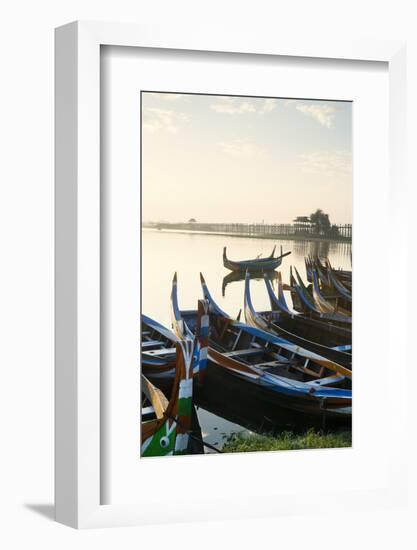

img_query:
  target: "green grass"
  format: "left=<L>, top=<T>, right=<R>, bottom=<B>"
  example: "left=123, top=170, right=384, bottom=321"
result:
left=222, top=429, right=352, bottom=453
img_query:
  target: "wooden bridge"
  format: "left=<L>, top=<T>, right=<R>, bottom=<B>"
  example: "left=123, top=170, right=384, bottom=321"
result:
left=143, top=222, right=352, bottom=241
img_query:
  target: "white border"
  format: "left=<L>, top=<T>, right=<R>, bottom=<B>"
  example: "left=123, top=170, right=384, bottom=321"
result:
left=55, top=21, right=407, bottom=528
left=102, top=47, right=390, bottom=505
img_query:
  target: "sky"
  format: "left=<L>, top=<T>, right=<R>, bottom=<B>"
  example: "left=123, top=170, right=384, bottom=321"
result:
left=141, top=92, right=352, bottom=225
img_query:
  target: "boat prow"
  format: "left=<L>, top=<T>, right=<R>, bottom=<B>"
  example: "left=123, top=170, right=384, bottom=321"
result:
left=200, top=272, right=230, bottom=318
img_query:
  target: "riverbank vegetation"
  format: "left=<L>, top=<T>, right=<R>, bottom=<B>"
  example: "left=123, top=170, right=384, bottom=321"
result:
left=222, top=429, right=352, bottom=453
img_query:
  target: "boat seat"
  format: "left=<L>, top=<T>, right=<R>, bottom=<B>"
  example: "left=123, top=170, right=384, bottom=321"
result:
left=224, top=348, right=263, bottom=358
left=256, top=360, right=287, bottom=368
left=251, top=342, right=264, bottom=349
left=142, top=331, right=151, bottom=336
left=141, top=340, right=165, bottom=349
left=143, top=347, right=176, bottom=356
left=306, top=375, right=345, bottom=387
left=224, top=328, right=240, bottom=337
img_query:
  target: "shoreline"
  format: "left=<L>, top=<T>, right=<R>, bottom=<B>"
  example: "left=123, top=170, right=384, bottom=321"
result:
left=142, top=227, right=352, bottom=244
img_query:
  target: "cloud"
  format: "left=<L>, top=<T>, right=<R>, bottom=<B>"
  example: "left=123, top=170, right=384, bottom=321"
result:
left=142, top=107, right=187, bottom=134
left=211, top=98, right=256, bottom=114
left=259, top=98, right=277, bottom=114
left=210, top=97, right=277, bottom=115
left=298, top=151, right=351, bottom=176
left=218, top=140, right=266, bottom=159
left=295, top=103, right=336, bottom=128
left=144, top=92, right=185, bottom=102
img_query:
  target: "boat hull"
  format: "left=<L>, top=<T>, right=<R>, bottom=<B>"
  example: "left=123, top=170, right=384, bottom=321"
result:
left=223, top=246, right=291, bottom=272
left=202, top=359, right=352, bottom=425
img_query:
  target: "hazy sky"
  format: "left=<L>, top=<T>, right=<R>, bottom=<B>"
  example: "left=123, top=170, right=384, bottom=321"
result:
left=142, top=92, right=352, bottom=224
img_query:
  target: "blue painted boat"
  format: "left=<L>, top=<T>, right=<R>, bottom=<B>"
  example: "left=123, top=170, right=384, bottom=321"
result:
left=264, top=272, right=351, bottom=344
left=141, top=314, right=178, bottom=380
left=290, top=266, right=352, bottom=325
left=325, top=258, right=352, bottom=301
left=171, top=273, right=352, bottom=420
left=244, top=272, right=351, bottom=368
left=141, top=299, right=209, bottom=382
left=311, top=269, right=351, bottom=317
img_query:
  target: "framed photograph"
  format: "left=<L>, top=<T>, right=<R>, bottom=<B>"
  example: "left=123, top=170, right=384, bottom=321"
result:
left=55, top=22, right=407, bottom=528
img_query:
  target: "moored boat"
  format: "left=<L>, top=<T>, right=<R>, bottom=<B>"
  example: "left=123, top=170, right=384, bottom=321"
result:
left=141, top=339, right=195, bottom=457
left=142, top=299, right=209, bottom=383
left=171, top=273, right=352, bottom=421
left=290, top=266, right=352, bottom=325
left=264, top=272, right=351, bottom=344
left=325, top=258, right=352, bottom=301
left=307, top=256, right=352, bottom=288
left=141, top=299, right=209, bottom=457
left=223, top=245, right=291, bottom=272
left=311, top=269, right=351, bottom=317
left=141, top=315, right=177, bottom=381
left=244, top=272, right=351, bottom=367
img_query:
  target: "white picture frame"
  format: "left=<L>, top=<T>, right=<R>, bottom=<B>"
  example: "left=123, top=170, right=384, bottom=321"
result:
left=55, top=21, right=407, bottom=529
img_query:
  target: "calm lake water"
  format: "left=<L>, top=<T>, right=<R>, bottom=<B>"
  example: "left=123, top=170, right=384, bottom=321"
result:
left=142, top=229, right=352, bottom=452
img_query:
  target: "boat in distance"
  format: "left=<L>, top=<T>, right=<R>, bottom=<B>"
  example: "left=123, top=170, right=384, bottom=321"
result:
left=223, top=244, right=291, bottom=272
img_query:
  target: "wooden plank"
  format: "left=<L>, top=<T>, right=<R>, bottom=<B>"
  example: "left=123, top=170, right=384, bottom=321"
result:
left=142, top=339, right=165, bottom=349
left=141, top=375, right=169, bottom=419
left=224, top=348, right=264, bottom=358
left=306, top=375, right=345, bottom=386
left=143, top=347, right=176, bottom=356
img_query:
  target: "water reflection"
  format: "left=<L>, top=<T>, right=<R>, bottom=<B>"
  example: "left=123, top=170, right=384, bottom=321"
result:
left=222, top=270, right=279, bottom=297
left=292, top=239, right=352, bottom=264
left=142, top=229, right=351, bottom=329
left=196, top=366, right=344, bottom=440
left=142, top=229, right=352, bottom=446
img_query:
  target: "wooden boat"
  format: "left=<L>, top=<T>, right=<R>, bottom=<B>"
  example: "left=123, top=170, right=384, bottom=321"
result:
left=307, top=253, right=352, bottom=287
left=311, top=269, right=351, bottom=317
left=141, top=368, right=204, bottom=456
left=264, top=272, right=351, bottom=343
left=223, top=245, right=291, bottom=272
left=142, top=301, right=209, bottom=384
left=196, top=360, right=347, bottom=431
left=141, top=300, right=209, bottom=457
left=307, top=256, right=331, bottom=288
left=306, top=257, right=351, bottom=311
left=244, top=272, right=351, bottom=367
left=325, top=259, right=352, bottom=300
left=141, top=339, right=195, bottom=456
left=171, top=273, right=351, bottom=420
left=141, top=315, right=177, bottom=380
left=290, top=266, right=352, bottom=325
left=306, top=256, right=352, bottom=289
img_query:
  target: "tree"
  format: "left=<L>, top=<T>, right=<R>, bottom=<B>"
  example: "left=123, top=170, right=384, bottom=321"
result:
left=310, top=209, right=331, bottom=234
left=293, top=216, right=311, bottom=224
left=188, top=218, right=197, bottom=223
